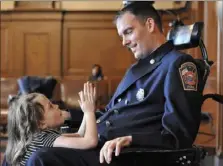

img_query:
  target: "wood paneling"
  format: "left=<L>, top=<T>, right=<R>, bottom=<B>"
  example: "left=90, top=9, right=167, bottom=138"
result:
left=216, top=1, right=223, bottom=156
left=63, top=12, right=133, bottom=78
left=14, top=2, right=55, bottom=9
left=1, top=12, right=62, bottom=77
left=0, top=21, right=12, bottom=76
left=24, top=33, right=50, bottom=75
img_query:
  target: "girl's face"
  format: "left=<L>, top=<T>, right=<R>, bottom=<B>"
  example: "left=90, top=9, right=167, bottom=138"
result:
left=36, top=95, right=64, bottom=129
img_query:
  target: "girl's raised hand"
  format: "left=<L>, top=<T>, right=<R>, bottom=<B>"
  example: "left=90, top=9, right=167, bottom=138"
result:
left=78, top=82, right=96, bottom=113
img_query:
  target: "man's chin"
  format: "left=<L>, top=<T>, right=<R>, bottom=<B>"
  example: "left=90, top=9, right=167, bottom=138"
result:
left=133, top=53, right=141, bottom=60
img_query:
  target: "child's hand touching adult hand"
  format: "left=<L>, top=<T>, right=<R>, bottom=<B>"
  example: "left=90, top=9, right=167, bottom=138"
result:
left=78, top=82, right=96, bottom=113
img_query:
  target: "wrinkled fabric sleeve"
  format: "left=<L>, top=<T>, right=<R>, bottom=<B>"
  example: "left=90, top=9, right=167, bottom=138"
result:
left=131, top=55, right=202, bottom=149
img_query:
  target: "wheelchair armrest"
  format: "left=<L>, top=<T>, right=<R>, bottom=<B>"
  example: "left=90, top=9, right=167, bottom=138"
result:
left=119, top=147, right=176, bottom=154
left=114, top=146, right=207, bottom=165
left=119, top=146, right=205, bottom=154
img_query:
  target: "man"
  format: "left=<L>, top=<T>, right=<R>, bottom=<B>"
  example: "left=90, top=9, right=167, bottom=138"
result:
left=27, top=2, right=204, bottom=166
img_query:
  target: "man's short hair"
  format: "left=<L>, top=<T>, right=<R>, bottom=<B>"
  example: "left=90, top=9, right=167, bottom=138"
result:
left=115, top=2, right=163, bottom=33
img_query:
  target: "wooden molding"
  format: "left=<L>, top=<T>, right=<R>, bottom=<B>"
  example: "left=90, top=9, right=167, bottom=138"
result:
left=14, top=2, right=56, bottom=10
left=216, top=1, right=223, bottom=157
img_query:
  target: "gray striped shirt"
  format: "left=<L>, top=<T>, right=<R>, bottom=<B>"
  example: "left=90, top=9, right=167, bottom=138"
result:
left=20, top=129, right=60, bottom=166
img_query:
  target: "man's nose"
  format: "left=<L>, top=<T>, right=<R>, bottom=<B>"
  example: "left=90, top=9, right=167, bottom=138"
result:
left=122, top=37, right=130, bottom=47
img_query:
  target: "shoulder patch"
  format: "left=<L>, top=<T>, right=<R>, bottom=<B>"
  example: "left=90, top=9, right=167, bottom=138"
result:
left=179, top=62, right=198, bottom=91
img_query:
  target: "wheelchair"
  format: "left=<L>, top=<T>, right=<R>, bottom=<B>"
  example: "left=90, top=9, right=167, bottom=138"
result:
left=110, top=2, right=223, bottom=166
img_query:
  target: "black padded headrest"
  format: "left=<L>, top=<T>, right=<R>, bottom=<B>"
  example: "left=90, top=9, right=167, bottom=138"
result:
left=167, top=22, right=204, bottom=50
left=123, top=1, right=154, bottom=7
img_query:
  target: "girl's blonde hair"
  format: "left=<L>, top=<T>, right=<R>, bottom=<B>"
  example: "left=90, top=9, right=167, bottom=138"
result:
left=5, top=93, right=44, bottom=166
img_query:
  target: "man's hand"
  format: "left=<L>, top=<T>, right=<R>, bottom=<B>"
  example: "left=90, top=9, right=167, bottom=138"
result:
left=99, top=136, right=132, bottom=164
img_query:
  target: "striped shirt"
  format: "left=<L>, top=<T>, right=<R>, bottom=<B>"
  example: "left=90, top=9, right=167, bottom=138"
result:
left=20, top=129, right=60, bottom=166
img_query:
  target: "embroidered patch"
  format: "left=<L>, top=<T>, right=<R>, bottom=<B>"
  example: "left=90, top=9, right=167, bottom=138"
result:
left=179, top=62, right=198, bottom=91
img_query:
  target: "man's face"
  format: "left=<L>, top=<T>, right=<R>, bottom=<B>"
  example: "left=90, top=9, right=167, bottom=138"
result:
left=116, top=12, right=154, bottom=60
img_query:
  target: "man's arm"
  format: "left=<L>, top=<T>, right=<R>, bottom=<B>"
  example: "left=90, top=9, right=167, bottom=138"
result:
left=127, top=56, right=203, bottom=149
left=123, top=55, right=203, bottom=149
left=161, top=55, right=203, bottom=148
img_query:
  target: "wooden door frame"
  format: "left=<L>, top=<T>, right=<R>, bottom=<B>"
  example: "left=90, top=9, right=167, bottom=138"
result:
left=216, top=1, right=223, bottom=157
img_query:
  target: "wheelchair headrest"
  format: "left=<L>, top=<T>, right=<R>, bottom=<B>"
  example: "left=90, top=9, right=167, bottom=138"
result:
left=167, top=22, right=204, bottom=50
left=122, top=1, right=154, bottom=7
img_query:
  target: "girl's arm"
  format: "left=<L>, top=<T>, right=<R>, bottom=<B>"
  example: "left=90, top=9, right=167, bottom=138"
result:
left=55, top=112, right=97, bottom=149
left=54, top=82, right=98, bottom=149
left=61, top=133, right=80, bottom=137
left=63, top=114, right=86, bottom=137
left=77, top=114, right=86, bottom=137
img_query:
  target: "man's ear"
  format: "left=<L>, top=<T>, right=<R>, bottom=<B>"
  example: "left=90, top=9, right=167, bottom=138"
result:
left=145, top=18, right=155, bottom=33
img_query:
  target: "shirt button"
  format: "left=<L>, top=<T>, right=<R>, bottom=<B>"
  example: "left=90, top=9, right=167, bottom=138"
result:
left=96, top=119, right=101, bottom=124
left=114, top=109, right=119, bottom=115
left=150, top=59, right=155, bottom=64
left=105, top=121, right=111, bottom=127
left=125, top=99, right=129, bottom=105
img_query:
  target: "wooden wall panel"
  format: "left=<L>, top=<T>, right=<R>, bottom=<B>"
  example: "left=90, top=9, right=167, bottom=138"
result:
left=24, top=33, right=50, bottom=75
left=0, top=22, right=12, bottom=76
left=14, top=2, right=55, bottom=9
left=196, top=79, right=217, bottom=147
left=63, top=12, right=133, bottom=79
left=8, top=12, right=62, bottom=77
left=216, top=1, right=223, bottom=156
left=193, top=2, right=218, bottom=149
left=0, top=13, right=13, bottom=77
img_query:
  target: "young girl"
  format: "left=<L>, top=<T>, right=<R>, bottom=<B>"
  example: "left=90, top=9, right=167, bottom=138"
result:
left=5, top=82, right=98, bottom=166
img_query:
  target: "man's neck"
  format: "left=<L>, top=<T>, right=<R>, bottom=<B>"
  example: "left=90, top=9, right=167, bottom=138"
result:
left=142, top=35, right=167, bottom=60
left=152, top=34, right=167, bottom=53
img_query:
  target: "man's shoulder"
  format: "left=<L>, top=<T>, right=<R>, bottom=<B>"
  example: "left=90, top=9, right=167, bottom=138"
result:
left=165, top=49, right=192, bottom=60
left=164, top=49, right=196, bottom=65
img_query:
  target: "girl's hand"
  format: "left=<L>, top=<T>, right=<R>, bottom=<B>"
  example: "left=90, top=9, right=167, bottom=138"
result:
left=78, top=82, right=96, bottom=113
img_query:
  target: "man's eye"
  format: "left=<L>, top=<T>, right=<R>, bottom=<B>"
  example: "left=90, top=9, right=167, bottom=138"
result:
left=126, top=29, right=132, bottom=34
